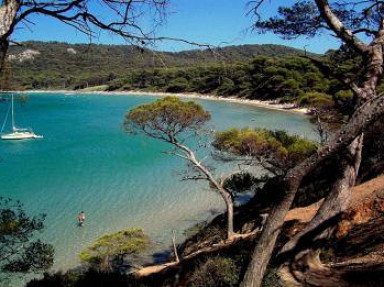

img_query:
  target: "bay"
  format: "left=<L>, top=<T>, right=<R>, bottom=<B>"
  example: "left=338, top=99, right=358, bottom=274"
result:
left=0, top=93, right=316, bottom=274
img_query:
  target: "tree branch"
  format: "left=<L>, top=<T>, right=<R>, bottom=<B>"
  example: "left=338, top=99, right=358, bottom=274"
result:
left=314, top=0, right=368, bottom=54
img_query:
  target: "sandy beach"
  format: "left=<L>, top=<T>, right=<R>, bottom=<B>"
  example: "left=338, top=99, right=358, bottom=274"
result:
left=10, top=90, right=312, bottom=115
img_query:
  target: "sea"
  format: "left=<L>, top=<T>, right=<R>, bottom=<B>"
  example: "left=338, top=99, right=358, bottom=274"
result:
left=0, top=93, right=316, bottom=284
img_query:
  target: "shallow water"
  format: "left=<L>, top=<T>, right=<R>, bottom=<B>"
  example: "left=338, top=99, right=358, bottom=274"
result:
left=0, top=93, right=316, bottom=276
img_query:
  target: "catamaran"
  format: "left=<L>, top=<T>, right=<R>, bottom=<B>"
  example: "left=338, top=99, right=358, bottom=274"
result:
left=1, top=94, right=43, bottom=140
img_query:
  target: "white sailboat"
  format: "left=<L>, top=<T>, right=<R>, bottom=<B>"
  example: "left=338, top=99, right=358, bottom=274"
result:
left=1, top=95, right=43, bottom=140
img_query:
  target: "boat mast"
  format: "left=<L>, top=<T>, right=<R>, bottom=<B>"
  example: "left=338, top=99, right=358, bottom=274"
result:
left=11, top=94, right=15, bottom=132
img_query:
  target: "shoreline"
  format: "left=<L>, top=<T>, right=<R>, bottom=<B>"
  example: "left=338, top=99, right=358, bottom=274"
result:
left=6, top=90, right=311, bottom=115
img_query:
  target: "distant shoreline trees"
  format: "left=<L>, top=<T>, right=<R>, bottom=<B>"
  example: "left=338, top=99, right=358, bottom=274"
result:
left=7, top=50, right=340, bottom=110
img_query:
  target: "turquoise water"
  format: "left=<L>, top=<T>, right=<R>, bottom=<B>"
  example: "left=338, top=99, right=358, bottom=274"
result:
left=0, top=93, right=316, bottom=274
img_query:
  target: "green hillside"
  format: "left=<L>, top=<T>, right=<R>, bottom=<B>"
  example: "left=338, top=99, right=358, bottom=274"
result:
left=5, top=41, right=317, bottom=90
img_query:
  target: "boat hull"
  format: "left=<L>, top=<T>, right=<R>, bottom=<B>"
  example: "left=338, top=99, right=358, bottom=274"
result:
left=1, top=132, right=43, bottom=140
left=1, top=94, right=43, bottom=140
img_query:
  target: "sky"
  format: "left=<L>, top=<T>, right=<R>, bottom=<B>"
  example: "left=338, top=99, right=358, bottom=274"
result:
left=12, top=0, right=342, bottom=54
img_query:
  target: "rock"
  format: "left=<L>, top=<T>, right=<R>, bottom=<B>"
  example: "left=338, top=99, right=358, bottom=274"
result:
left=8, top=49, right=40, bottom=62
left=67, top=48, right=77, bottom=54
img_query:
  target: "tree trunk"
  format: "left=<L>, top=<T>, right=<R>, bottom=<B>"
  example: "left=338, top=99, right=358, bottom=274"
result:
left=191, top=152, right=235, bottom=238
left=172, top=230, right=180, bottom=263
left=222, top=190, right=234, bottom=238
left=240, top=177, right=301, bottom=287
left=279, top=134, right=364, bottom=258
left=174, top=142, right=235, bottom=238
left=240, top=91, right=384, bottom=287
left=0, top=0, right=19, bottom=76
left=0, top=38, right=9, bottom=77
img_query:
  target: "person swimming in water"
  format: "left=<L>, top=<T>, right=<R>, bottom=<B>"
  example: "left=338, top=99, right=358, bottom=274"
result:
left=77, top=211, right=85, bottom=226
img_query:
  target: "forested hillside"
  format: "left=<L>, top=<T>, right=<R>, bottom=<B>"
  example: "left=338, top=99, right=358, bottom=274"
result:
left=113, top=56, right=333, bottom=101
left=6, top=41, right=366, bottom=111
left=5, top=41, right=317, bottom=93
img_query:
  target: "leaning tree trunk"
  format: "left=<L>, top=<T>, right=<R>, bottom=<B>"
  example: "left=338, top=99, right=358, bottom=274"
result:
left=175, top=142, right=235, bottom=239
left=240, top=170, right=305, bottom=287
left=279, top=134, right=364, bottom=258
left=276, top=134, right=364, bottom=287
left=0, top=0, right=19, bottom=76
left=193, top=156, right=235, bottom=238
left=240, top=92, right=384, bottom=287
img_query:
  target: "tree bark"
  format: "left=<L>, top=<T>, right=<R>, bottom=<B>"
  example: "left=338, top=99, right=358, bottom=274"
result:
left=240, top=176, right=300, bottom=287
left=174, top=142, right=235, bottom=238
left=360, top=43, right=384, bottom=103
left=279, top=134, right=364, bottom=257
left=172, top=230, right=180, bottom=263
left=314, top=0, right=368, bottom=54
left=0, top=38, right=9, bottom=77
left=0, top=0, right=19, bottom=76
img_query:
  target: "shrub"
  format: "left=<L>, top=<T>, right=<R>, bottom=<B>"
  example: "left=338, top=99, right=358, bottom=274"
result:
left=334, top=90, right=353, bottom=101
left=188, top=257, right=240, bottom=287
left=79, top=229, right=149, bottom=271
left=262, top=268, right=283, bottom=287
left=298, top=92, right=334, bottom=109
left=223, top=172, right=259, bottom=193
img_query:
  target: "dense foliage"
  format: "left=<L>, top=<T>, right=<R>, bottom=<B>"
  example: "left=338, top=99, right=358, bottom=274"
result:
left=105, top=55, right=329, bottom=103
left=0, top=197, right=54, bottom=280
left=223, top=172, right=261, bottom=193
left=213, top=128, right=317, bottom=174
